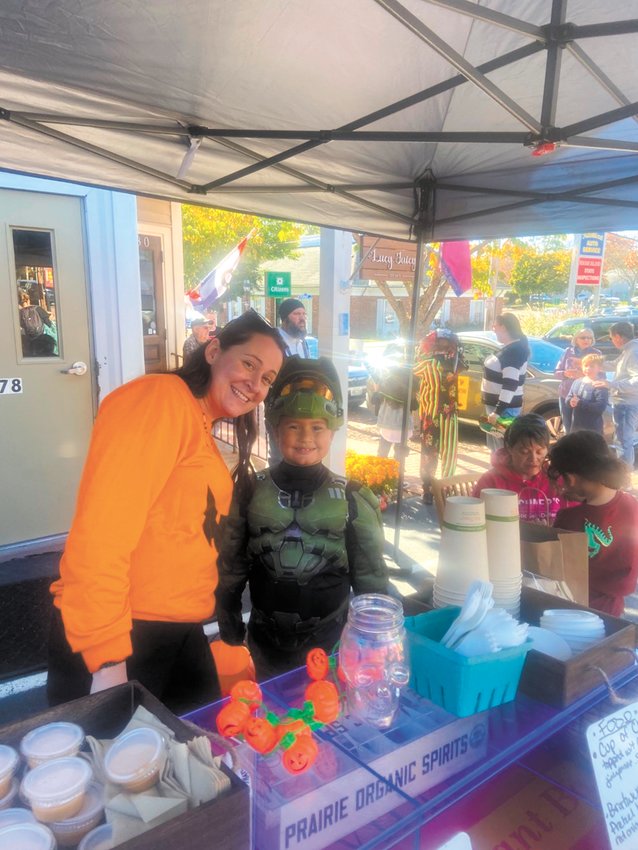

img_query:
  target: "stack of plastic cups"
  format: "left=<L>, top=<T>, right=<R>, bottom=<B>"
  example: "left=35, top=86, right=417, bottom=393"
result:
left=433, top=496, right=490, bottom=608
left=481, top=488, right=522, bottom=618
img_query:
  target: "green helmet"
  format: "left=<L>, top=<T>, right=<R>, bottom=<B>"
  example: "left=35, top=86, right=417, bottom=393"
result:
left=265, top=355, right=344, bottom=430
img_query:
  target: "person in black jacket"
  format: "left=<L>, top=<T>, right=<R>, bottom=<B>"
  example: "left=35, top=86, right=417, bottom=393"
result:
left=481, top=313, right=530, bottom=451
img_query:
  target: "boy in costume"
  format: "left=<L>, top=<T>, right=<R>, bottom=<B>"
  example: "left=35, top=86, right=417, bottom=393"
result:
left=216, top=356, right=388, bottom=680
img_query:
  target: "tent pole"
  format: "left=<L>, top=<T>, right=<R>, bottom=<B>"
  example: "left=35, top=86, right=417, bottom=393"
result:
left=392, top=228, right=427, bottom=559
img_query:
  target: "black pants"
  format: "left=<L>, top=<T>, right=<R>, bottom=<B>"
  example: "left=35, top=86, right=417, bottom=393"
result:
left=47, top=607, right=220, bottom=716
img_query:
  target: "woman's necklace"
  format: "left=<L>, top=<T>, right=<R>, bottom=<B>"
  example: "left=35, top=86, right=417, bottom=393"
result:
left=198, top=397, right=215, bottom=445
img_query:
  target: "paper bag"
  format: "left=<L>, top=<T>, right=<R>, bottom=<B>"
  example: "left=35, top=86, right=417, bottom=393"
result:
left=519, top=521, right=589, bottom=606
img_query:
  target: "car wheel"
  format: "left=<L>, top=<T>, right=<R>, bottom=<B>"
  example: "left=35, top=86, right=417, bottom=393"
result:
left=540, top=409, right=563, bottom=441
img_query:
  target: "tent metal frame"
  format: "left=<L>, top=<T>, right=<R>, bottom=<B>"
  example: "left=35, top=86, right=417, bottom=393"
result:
left=1, top=3, right=637, bottom=233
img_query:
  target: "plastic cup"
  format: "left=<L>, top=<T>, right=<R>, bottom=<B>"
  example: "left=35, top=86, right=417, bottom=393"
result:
left=103, top=727, right=164, bottom=793
left=21, top=757, right=92, bottom=823
left=0, top=808, right=36, bottom=828
left=0, top=778, right=19, bottom=811
left=0, top=747, right=19, bottom=799
left=0, top=822, right=56, bottom=850
left=78, top=823, right=113, bottom=850
left=49, top=783, right=104, bottom=847
left=20, top=724, right=84, bottom=769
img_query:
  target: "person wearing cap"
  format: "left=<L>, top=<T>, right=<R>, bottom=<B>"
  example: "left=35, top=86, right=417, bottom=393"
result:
left=277, top=297, right=310, bottom=358
left=216, top=355, right=388, bottom=680
left=182, top=317, right=216, bottom=363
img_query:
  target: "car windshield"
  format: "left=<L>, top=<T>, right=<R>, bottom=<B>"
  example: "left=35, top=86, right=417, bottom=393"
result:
left=527, top=339, right=562, bottom=373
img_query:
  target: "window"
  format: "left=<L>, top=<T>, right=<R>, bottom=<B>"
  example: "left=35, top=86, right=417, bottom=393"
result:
left=14, top=229, right=59, bottom=359
left=545, top=321, right=585, bottom=343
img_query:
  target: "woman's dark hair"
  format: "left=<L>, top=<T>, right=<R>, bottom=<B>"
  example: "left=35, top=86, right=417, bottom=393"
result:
left=504, top=414, right=550, bottom=450
left=495, top=312, right=525, bottom=341
left=548, top=431, right=629, bottom=490
left=173, top=309, right=286, bottom=499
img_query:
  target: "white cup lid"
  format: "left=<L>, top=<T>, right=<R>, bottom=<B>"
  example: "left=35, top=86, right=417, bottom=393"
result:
left=104, top=727, right=164, bottom=782
left=0, top=822, right=56, bottom=850
left=0, top=809, right=36, bottom=829
left=78, top=823, right=114, bottom=850
left=20, top=722, right=84, bottom=761
left=22, top=757, right=92, bottom=804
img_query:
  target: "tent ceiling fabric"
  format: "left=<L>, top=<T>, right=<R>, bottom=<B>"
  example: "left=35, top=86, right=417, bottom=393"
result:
left=0, top=0, right=637, bottom=240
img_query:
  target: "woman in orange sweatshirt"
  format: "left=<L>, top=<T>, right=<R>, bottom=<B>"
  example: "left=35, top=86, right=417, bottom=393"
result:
left=47, top=310, right=285, bottom=714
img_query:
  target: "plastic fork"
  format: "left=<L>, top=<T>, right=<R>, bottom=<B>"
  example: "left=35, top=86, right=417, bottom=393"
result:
left=441, top=581, right=494, bottom=649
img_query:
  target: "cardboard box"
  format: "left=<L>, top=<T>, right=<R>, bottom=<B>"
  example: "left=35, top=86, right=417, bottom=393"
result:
left=518, top=586, right=637, bottom=707
left=520, top=521, right=589, bottom=606
left=0, top=681, right=249, bottom=850
left=244, top=678, right=488, bottom=850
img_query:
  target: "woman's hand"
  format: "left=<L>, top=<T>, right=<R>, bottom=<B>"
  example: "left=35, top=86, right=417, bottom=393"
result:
left=569, top=397, right=579, bottom=408
left=487, top=412, right=498, bottom=425
left=90, top=661, right=127, bottom=694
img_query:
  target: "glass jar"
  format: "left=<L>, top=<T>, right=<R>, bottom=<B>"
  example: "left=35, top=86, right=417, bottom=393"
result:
left=338, top=594, right=410, bottom=729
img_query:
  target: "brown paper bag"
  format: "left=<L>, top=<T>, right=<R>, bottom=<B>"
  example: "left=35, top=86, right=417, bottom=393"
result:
left=519, top=520, right=589, bottom=606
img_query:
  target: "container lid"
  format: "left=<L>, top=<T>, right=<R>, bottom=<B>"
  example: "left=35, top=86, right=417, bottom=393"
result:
left=0, top=809, right=36, bottom=829
left=0, top=746, right=18, bottom=781
left=21, top=757, right=92, bottom=804
left=20, top=722, right=84, bottom=762
left=78, top=823, right=113, bottom=850
left=51, top=782, right=104, bottom=827
left=104, top=727, right=164, bottom=782
left=0, top=822, right=56, bottom=850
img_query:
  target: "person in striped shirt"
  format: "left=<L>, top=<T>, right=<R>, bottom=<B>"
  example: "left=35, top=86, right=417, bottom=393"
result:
left=481, top=313, right=530, bottom=451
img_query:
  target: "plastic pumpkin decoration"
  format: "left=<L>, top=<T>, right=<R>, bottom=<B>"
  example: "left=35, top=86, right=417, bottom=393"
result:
left=305, top=680, right=340, bottom=724
left=216, top=699, right=251, bottom=737
left=244, top=716, right=278, bottom=754
left=230, top=680, right=262, bottom=711
left=282, top=735, right=319, bottom=775
left=276, top=716, right=312, bottom=743
left=306, top=648, right=330, bottom=681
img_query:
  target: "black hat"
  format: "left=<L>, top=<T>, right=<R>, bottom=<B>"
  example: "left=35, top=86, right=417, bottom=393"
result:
left=278, top=298, right=305, bottom=322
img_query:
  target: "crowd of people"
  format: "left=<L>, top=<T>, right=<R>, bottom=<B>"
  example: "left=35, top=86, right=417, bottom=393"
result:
left=47, top=303, right=638, bottom=714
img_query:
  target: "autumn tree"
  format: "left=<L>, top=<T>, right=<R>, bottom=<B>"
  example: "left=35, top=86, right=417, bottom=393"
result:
left=510, top=247, right=571, bottom=301
left=182, top=206, right=305, bottom=298
left=602, top=233, right=638, bottom=297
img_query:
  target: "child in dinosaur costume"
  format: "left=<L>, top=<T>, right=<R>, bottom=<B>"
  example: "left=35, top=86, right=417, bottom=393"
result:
left=216, top=355, right=388, bottom=680
left=416, top=329, right=465, bottom=504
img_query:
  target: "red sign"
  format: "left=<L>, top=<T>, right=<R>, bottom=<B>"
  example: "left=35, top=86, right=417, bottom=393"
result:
left=576, top=256, right=602, bottom=286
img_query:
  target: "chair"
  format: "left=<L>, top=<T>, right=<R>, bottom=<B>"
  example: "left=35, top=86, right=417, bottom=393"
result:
left=431, top=473, right=481, bottom=525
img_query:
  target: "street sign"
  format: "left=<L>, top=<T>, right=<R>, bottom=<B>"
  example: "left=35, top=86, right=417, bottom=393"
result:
left=265, top=271, right=292, bottom=297
left=576, top=233, right=606, bottom=285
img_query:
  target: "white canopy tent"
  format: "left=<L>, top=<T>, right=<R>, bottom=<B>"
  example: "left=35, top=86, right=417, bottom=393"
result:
left=0, top=0, right=636, bottom=241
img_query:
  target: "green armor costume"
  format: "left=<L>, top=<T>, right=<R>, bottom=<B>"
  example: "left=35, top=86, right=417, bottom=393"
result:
left=247, top=469, right=349, bottom=584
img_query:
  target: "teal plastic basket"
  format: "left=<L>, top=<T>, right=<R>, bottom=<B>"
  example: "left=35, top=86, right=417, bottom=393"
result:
left=405, top=607, right=530, bottom=717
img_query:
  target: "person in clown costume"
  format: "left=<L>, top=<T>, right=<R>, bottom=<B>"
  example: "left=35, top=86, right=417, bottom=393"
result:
left=216, top=355, right=388, bottom=680
left=415, top=329, right=466, bottom=504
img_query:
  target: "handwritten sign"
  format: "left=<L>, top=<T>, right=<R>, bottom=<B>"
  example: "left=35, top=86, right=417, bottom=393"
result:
left=586, top=701, right=638, bottom=847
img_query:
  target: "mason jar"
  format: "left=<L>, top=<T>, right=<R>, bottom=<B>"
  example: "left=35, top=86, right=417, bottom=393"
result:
left=338, top=594, right=410, bottom=729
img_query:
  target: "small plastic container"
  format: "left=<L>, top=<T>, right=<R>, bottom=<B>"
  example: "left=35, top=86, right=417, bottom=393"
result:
left=21, top=757, right=92, bottom=823
left=0, top=746, right=19, bottom=798
left=78, top=823, right=113, bottom=850
left=0, top=778, right=19, bottom=810
left=49, top=783, right=104, bottom=847
left=104, top=727, right=164, bottom=793
left=405, top=607, right=530, bottom=717
left=0, top=808, right=36, bottom=828
left=0, top=821, right=57, bottom=850
left=20, top=724, right=84, bottom=769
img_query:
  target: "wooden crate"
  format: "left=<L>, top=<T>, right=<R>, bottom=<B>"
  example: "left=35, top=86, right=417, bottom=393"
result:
left=518, top=586, right=637, bottom=708
left=0, top=681, right=249, bottom=850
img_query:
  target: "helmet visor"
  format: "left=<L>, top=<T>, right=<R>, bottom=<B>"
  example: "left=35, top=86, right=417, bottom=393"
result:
left=279, top=378, right=335, bottom=401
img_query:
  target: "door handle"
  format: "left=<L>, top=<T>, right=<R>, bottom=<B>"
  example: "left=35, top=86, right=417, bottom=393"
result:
left=60, top=361, right=88, bottom=376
